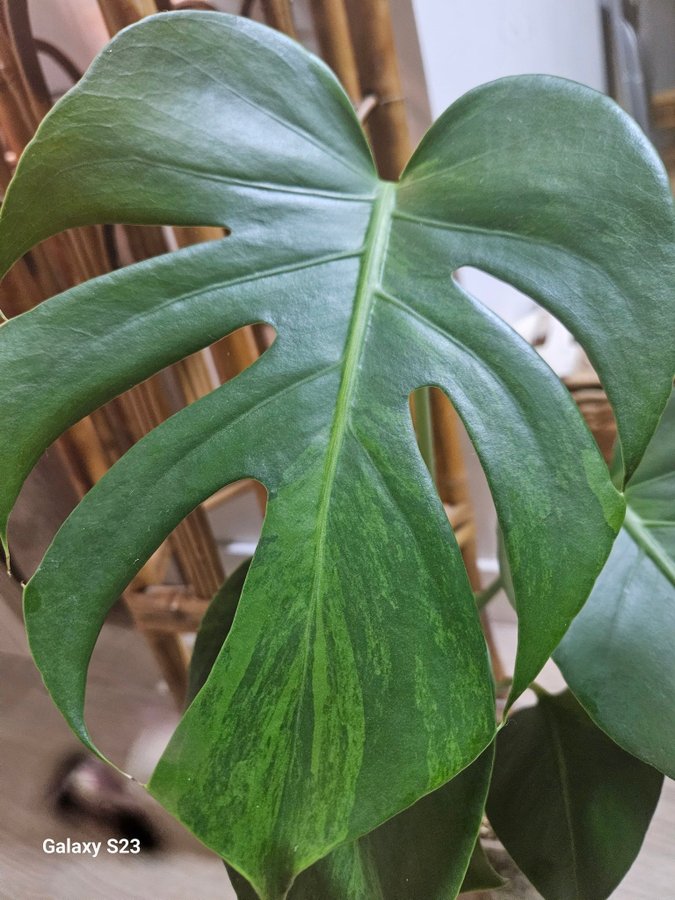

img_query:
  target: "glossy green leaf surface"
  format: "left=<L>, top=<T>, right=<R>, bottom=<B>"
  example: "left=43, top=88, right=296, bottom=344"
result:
left=0, top=12, right=673, bottom=898
left=556, top=390, right=675, bottom=777
left=190, top=562, right=493, bottom=900
left=487, top=691, right=663, bottom=900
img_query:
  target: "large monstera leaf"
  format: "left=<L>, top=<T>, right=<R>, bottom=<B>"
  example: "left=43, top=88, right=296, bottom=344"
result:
left=1, top=11, right=674, bottom=899
left=556, top=390, right=675, bottom=777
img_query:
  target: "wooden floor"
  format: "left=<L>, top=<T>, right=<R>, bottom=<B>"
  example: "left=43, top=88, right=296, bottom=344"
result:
left=0, top=621, right=234, bottom=899
left=1, top=596, right=673, bottom=899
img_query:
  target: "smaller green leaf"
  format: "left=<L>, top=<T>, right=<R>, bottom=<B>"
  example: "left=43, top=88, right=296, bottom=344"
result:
left=460, top=839, right=505, bottom=894
left=188, top=566, right=493, bottom=900
left=284, top=752, right=494, bottom=900
left=555, top=391, right=675, bottom=777
left=487, top=690, right=663, bottom=900
left=186, top=558, right=251, bottom=707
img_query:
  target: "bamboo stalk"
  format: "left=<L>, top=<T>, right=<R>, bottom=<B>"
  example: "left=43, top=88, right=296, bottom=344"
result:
left=309, top=0, right=361, bottom=101
left=413, top=386, right=436, bottom=482
left=202, top=480, right=264, bottom=511
left=211, top=328, right=260, bottom=382
left=443, top=501, right=470, bottom=531
left=173, top=351, right=217, bottom=403
left=651, top=87, right=675, bottom=129
left=173, top=225, right=223, bottom=247
left=430, top=388, right=472, bottom=507
left=345, top=0, right=411, bottom=179
left=122, top=223, right=169, bottom=262
left=98, top=0, right=157, bottom=32
left=259, top=0, right=296, bottom=38
left=2, top=0, right=51, bottom=118
left=0, top=21, right=40, bottom=147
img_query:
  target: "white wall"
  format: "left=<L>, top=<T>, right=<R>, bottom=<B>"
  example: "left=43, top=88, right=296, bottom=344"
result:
left=412, top=0, right=605, bottom=116
left=411, top=0, right=606, bottom=326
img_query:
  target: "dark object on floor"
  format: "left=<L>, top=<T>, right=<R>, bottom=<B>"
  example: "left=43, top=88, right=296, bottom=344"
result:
left=50, top=752, right=161, bottom=851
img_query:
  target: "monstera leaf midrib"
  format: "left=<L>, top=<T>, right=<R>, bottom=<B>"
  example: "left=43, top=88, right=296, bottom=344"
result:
left=316, top=182, right=395, bottom=516
left=554, top=391, right=675, bottom=781
left=540, top=697, right=582, bottom=893
left=295, top=184, right=394, bottom=783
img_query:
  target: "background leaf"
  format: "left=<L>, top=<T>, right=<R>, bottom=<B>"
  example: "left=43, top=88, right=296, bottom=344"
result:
left=186, top=558, right=251, bottom=706
left=555, top=390, right=675, bottom=777
left=487, top=690, right=663, bottom=900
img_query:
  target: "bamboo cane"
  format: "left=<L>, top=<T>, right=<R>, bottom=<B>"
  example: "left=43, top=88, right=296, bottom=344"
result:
left=98, top=0, right=157, bottom=33
left=99, top=0, right=263, bottom=411
left=308, top=0, right=361, bottom=101
left=345, top=0, right=411, bottom=179
left=259, top=0, right=296, bottom=38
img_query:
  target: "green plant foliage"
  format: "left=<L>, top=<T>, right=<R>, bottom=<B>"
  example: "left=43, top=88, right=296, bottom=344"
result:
left=228, top=752, right=495, bottom=900
left=285, top=753, right=496, bottom=900
left=189, top=562, right=496, bottom=899
left=487, top=690, right=663, bottom=900
left=186, top=558, right=251, bottom=706
left=556, top=390, right=675, bottom=777
left=0, top=12, right=673, bottom=898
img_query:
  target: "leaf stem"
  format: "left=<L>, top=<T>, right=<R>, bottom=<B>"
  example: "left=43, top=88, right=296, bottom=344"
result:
left=475, top=575, right=503, bottom=610
left=623, top=506, right=675, bottom=583
left=413, top=387, right=436, bottom=482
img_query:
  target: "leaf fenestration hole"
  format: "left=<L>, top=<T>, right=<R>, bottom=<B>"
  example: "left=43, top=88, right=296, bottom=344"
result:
left=455, top=267, right=580, bottom=378
left=453, top=266, right=617, bottom=464
left=408, top=385, right=495, bottom=587
left=81, top=474, right=267, bottom=772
